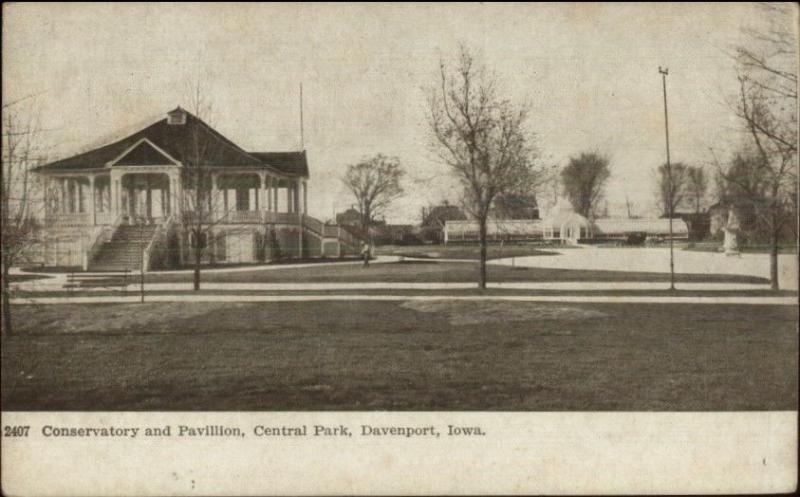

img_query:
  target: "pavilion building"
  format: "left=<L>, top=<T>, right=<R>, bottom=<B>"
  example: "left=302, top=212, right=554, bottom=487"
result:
left=34, top=107, right=358, bottom=270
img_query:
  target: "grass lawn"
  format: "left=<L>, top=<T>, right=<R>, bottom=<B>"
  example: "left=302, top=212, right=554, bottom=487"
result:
left=375, top=243, right=562, bottom=260
left=683, top=242, right=798, bottom=254
left=2, top=301, right=796, bottom=411
left=142, top=260, right=769, bottom=285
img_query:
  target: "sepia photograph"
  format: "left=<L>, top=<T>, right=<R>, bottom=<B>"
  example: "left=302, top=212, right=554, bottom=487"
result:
left=1, top=2, right=798, bottom=495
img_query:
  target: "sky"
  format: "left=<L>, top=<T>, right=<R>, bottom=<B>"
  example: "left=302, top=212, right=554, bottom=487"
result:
left=3, top=3, right=794, bottom=223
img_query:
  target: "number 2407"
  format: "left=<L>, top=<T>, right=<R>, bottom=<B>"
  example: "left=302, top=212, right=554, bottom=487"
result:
left=3, top=426, right=30, bottom=437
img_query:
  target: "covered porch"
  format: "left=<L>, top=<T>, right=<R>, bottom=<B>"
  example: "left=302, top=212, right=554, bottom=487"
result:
left=42, top=167, right=182, bottom=227
left=41, top=167, right=309, bottom=228
left=43, top=173, right=115, bottom=227
left=183, top=170, right=308, bottom=225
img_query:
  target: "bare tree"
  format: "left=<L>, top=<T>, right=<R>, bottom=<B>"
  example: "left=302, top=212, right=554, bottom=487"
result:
left=427, top=46, right=542, bottom=289
left=1, top=100, right=45, bottom=335
left=685, top=166, right=708, bottom=214
left=493, top=190, right=539, bottom=220
left=560, top=152, right=610, bottom=219
left=532, top=163, right=560, bottom=218
left=341, top=154, right=405, bottom=240
left=656, top=161, right=689, bottom=217
left=624, top=195, right=639, bottom=218
left=722, top=3, right=798, bottom=289
left=177, top=82, right=233, bottom=290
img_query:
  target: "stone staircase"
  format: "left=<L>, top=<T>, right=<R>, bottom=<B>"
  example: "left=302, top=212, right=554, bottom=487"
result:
left=88, top=224, right=159, bottom=272
left=301, top=214, right=362, bottom=257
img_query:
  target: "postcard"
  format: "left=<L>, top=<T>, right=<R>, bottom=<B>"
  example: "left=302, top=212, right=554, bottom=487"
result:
left=2, top=3, right=797, bottom=495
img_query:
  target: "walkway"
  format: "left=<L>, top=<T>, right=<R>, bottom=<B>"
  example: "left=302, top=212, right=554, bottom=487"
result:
left=12, top=294, right=797, bottom=306
left=9, top=281, right=785, bottom=293
left=493, top=246, right=799, bottom=290
left=9, top=256, right=400, bottom=292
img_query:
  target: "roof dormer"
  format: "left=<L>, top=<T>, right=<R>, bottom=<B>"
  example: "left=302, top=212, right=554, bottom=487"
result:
left=167, top=107, right=187, bottom=125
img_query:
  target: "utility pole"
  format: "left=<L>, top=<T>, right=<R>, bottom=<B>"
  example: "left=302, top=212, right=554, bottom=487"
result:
left=299, top=83, right=304, bottom=151
left=659, top=66, right=675, bottom=291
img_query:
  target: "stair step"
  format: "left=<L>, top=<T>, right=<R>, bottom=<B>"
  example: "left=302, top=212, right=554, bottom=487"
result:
left=89, top=223, right=160, bottom=271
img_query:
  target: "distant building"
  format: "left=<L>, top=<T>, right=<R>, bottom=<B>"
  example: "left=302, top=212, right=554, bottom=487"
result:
left=420, top=202, right=467, bottom=243
left=372, top=224, right=420, bottom=245
left=444, top=202, right=688, bottom=244
left=592, top=217, right=690, bottom=243
left=421, top=202, right=467, bottom=227
left=336, top=207, right=361, bottom=227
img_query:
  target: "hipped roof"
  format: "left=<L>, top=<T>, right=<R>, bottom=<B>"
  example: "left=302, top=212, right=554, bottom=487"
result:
left=36, top=108, right=308, bottom=178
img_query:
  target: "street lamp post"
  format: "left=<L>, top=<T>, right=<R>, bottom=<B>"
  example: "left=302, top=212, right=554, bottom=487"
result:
left=659, top=66, right=676, bottom=291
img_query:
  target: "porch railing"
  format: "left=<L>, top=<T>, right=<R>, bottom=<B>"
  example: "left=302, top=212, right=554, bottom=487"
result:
left=226, top=210, right=263, bottom=224
left=263, top=211, right=301, bottom=224
left=181, top=211, right=215, bottom=224
left=181, top=210, right=303, bottom=225
left=45, top=212, right=93, bottom=227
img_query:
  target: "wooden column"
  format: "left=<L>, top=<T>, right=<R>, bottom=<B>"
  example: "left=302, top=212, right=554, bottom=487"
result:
left=170, top=171, right=182, bottom=217
left=258, top=172, right=267, bottom=211
left=294, top=179, right=301, bottom=213
left=72, top=179, right=79, bottom=213
left=266, top=177, right=272, bottom=211
left=211, top=172, right=219, bottom=219
left=89, top=175, right=96, bottom=225
left=166, top=174, right=173, bottom=216
left=303, top=180, right=308, bottom=214
left=109, top=170, right=120, bottom=218
left=146, top=177, right=153, bottom=219
left=60, top=179, right=66, bottom=214
left=42, top=177, right=50, bottom=216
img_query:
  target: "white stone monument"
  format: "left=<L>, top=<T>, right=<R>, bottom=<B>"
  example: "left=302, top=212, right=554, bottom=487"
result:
left=722, top=208, right=741, bottom=256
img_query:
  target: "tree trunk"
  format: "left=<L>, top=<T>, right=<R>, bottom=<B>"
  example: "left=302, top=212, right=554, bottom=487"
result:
left=193, top=170, right=204, bottom=292
left=2, top=258, right=11, bottom=336
left=770, top=212, right=779, bottom=291
left=478, top=217, right=487, bottom=290
left=193, top=224, right=202, bottom=291
left=362, top=206, right=371, bottom=245
left=193, top=244, right=201, bottom=291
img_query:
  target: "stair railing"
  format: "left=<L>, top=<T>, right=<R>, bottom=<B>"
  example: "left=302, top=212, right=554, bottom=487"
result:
left=301, top=214, right=326, bottom=237
left=84, top=213, right=125, bottom=270
left=142, top=216, right=174, bottom=272
left=337, top=225, right=360, bottom=249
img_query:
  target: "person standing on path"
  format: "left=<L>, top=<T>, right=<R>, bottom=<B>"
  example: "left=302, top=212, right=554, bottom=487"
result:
left=361, top=241, right=371, bottom=267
